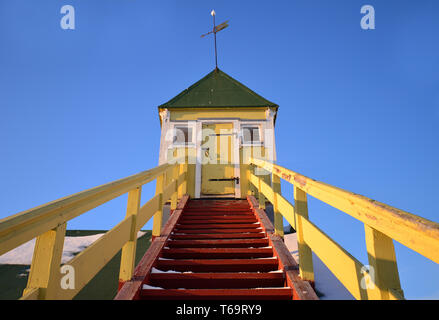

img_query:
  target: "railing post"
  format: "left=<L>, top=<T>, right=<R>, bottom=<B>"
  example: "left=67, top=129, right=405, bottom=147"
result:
left=171, top=165, right=179, bottom=211
left=294, top=186, right=314, bottom=283
left=257, top=177, right=266, bottom=210
left=272, top=173, right=284, bottom=238
left=23, top=222, right=67, bottom=299
left=178, top=162, right=187, bottom=197
left=246, top=165, right=252, bottom=196
left=152, top=173, right=165, bottom=239
left=247, top=164, right=257, bottom=196
left=364, top=225, right=404, bottom=300
left=118, top=186, right=142, bottom=288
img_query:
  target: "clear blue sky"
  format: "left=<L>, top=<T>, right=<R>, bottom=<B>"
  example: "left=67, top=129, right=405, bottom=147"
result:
left=1, top=0, right=438, bottom=299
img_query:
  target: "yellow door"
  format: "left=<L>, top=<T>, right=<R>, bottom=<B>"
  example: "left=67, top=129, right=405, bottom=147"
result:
left=201, top=123, right=236, bottom=195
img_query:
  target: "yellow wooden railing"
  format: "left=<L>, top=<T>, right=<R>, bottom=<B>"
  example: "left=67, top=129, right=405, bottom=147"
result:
left=0, top=161, right=188, bottom=300
left=248, top=157, right=439, bottom=300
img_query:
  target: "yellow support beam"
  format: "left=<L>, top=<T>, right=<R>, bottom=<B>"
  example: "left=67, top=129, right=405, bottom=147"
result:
left=152, top=174, right=165, bottom=238
left=162, top=179, right=177, bottom=204
left=294, top=186, right=314, bottom=283
left=257, top=177, right=266, bottom=210
left=272, top=173, right=284, bottom=238
left=119, top=186, right=142, bottom=284
left=136, top=194, right=160, bottom=233
left=20, top=287, right=40, bottom=300
left=364, top=225, right=404, bottom=300
left=178, top=163, right=187, bottom=197
left=23, top=222, right=66, bottom=300
left=171, top=165, right=179, bottom=210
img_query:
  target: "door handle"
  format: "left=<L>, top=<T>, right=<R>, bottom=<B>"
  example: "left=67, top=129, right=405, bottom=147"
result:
left=208, top=177, right=240, bottom=184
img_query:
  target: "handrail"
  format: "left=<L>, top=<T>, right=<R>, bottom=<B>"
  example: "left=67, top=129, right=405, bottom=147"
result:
left=0, top=161, right=188, bottom=300
left=248, top=157, right=439, bottom=300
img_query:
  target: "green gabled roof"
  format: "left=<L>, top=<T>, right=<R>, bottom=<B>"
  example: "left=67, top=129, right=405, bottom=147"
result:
left=158, top=68, right=278, bottom=109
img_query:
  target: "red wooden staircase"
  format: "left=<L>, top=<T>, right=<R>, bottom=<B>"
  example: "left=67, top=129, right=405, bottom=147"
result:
left=115, top=196, right=318, bottom=300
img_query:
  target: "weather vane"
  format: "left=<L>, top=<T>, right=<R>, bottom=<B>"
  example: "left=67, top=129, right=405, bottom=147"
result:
left=201, top=10, right=229, bottom=69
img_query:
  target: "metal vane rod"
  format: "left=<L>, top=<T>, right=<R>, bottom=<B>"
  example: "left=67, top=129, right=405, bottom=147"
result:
left=213, top=11, right=217, bottom=69
left=201, top=10, right=229, bottom=69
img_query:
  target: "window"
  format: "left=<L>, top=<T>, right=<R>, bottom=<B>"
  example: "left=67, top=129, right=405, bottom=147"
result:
left=173, top=126, right=193, bottom=145
left=241, top=126, right=261, bottom=144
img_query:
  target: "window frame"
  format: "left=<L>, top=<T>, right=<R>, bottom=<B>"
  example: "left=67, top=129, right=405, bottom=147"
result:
left=171, top=124, right=195, bottom=147
left=240, top=124, right=263, bottom=146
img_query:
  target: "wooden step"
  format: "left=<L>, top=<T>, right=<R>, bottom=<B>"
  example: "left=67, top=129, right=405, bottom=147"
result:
left=148, top=272, right=285, bottom=289
left=180, top=215, right=256, bottom=220
left=115, top=196, right=317, bottom=301
left=170, top=233, right=266, bottom=240
left=155, top=257, right=279, bottom=272
left=178, top=218, right=258, bottom=224
left=182, top=211, right=254, bottom=216
left=141, top=288, right=293, bottom=300
left=166, top=239, right=269, bottom=248
left=186, top=201, right=249, bottom=206
left=175, top=223, right=260, bottom=229
left=161, top=247, right=273, bottom=259
left=186, top=204, right=250, bottom=209
left=184, top=208, right=251, bottom=212
left=173, top=228, right=262, bottom=234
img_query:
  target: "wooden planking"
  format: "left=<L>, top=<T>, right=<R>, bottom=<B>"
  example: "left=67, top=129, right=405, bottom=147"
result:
left=178, top=218, right=258, bottom=224
left=181, top=214, right=254, bottom=219
left=173, top=228, right=263, bottom=234
left=250, top=157, right=439, bottom=264
left=166, top=238, right=269, bottom=248
left=161, top=247, right=273, bottom=259
left=0, top=162, right=173, bottom=256
left=175, top=223, right=260, bottom=229
left=141, top=288, right=293, bottom=300
left=149, top=272, right=285, bottom=289
left=156, top=257, right=279, bottom=273
left=170, top=233, right=266, bottom=240
left=185, top=206, right=250, bottom=211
